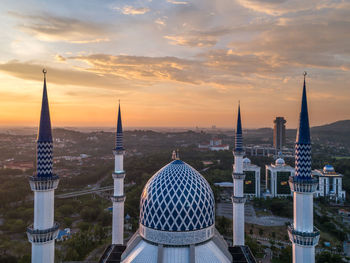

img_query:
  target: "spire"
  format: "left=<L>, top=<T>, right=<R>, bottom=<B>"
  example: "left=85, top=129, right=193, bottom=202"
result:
left=235, top=102, right=243, bottom=152
left=37, top=69, right=52, bottom=142
left=295, top=72, right=312, bottom=179
left=36, top=69, right=53, bottom=177
left=115, top=101, right=124, bottom=151
left=296, top=72, right=310, bottom=144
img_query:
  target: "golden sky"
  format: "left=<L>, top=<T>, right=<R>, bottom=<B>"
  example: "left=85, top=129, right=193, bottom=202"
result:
left=0, top=0, right=349, bottom=128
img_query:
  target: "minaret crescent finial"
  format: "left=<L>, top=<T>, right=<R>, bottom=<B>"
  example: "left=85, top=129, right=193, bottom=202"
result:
left=43, top=68, right=47, bottom=78
left=303, top=71, right=307, bottom=80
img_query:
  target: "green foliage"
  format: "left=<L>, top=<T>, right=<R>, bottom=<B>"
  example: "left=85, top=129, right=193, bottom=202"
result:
left=216, top=216, right=231, bottom=236
left=316, top=251, right=345, bottom=263
left=253, top=198, right=293, bottom=218
left=272, top=246, right=292, bottom=263
left=63, top=225, right=108, bottom=261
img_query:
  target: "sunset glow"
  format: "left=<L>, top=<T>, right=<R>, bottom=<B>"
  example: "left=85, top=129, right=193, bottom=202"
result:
left=0, top=0, right=349, bottom=128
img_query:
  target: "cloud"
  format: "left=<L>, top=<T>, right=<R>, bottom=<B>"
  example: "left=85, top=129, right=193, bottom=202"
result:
left=0, top=60, right=130, bottom=90
left=116, top=6, right=150, bottom=15
left=228, top=10, right=350, bottom=71
left=55, top=54, right=66, bottom=62
left=155, top=17, right=167, bottom=26
left=66, top=50, right=286, bottom=87
left=167, top=0, right=189, bottom=5
left=164, top=27, right=232, bottom=47
left=164, top=35, right=218, bottom=47
left=236, top=0, right=312, bottom=15
left=9, top=11, right=110, bottom=43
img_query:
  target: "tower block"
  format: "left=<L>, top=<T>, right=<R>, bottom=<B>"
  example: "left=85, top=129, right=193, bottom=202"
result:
left=288, top=73, right=319, bottom=263
left=27, top=70, right=59, bottom=263
left=232, top=104, right=246, bottom=246
left=112, top=103, right=126, bottom=245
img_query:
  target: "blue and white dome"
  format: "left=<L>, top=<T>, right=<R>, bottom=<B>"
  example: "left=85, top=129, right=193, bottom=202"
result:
left=323, top=164, right=335, bottom=174
left=139, top=159, right=215, bottom=245
left=275, top=158, right=285, bottom=166
left=243, top=157, right=251, bottom=165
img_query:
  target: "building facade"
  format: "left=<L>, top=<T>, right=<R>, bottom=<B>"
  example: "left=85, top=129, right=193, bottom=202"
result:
left=265, top=158, right=294, bottom=197
left=243, top=158, right=261, bottom=198
left=313, top=165, right=346, bottom=201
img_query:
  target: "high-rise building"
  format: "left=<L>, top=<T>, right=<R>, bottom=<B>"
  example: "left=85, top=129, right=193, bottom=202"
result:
left=273, top=117, right=286, bottom=149
left=288, top=73, right=319, bottom=263
left=27, top=70, right=59, bottom=263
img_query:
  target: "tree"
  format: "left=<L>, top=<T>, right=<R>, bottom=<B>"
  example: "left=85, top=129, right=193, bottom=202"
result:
left=316, top=251, right=345, bottom=263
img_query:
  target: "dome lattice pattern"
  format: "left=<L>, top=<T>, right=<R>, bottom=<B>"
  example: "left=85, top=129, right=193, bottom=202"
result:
left=140, top=160, right=215, bottom=232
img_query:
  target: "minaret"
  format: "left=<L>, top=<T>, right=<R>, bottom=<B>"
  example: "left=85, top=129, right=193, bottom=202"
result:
left=288, top=72, right=319, bottom=263
left=27, top=69, right=59, bottom=263
left=112, top=102, right=126, bottom=245
left=232, top=103, right=246, bottom=246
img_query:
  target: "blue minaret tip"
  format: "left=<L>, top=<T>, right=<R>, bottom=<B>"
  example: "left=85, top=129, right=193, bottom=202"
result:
left=235, top=102, right=243, bottom=152
left=236, top=102, right=242, bottom=136
left=37, top=69, right=52, bottom=142
left=296, top=72, right=310, bottom=144
left=115, top=101, right=124, bottom=150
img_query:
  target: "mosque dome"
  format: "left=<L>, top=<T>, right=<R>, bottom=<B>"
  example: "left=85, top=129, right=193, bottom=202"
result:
left=275, top=158, right=285, bottom=166
left=323, top=164, right=335, bottom=174
left=139, top=159, right=215, bottom=245
left=243, top=157, right=251, bottom=165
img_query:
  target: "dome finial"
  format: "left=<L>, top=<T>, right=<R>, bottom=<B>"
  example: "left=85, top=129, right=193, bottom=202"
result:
left=172, top=150, right=176, bottom=160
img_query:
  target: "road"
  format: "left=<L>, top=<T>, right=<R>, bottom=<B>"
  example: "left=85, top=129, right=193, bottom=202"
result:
left=56, top=186, right=114, bottom=199
left=216, top=203, right=292, bottom=226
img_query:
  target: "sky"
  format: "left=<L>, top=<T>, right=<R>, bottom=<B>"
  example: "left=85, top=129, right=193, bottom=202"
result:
left=0, top=0, right=349, bottom=128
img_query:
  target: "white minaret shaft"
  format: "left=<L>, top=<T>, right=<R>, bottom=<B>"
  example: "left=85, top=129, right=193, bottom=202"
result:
left=232, top=104, right=246, bottom=246
left=27, top=70, right=59, bottom=263
left=112, top=103, right=126, bottom=245
left=288, top=73, right=319, bottom=263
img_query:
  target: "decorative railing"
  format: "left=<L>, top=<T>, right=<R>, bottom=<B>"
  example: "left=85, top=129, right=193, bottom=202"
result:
left=111, top=195, right=126, bottom=203
left=27, top=222, right=59, bottom=243
left=112, top=171, right=125, bottom=179
left=288, top=224, right=320, bottom=246
left=289, top=176, right=318, bottom=193
left=29, top=175, right=59, bottom=191
left=232, top=173, right=246, bottom=180
left=231, top=196, right=246, bottom=204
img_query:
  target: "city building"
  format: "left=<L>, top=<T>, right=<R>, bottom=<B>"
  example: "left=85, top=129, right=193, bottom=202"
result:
left=313, top=165, right=346, bottom=201
left=198, top=138, right=229, bottom=151
left=243, top=158, right=261, bottom=198
left=26, top=70, right=60, bottom=263
left=265, top=158, right=294, bottom=197
left=244, top=146, right=277, bottom=157
left=273, top=117, right=286, bottom=150
left=288, top=73, right=319, bottom=263
left=214, top=157, right=261, bottom=200
left=56, top=228, right=71, bottom=242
